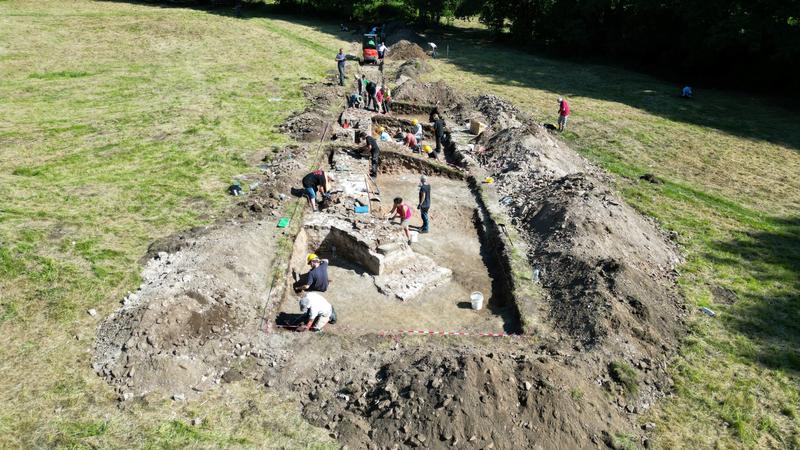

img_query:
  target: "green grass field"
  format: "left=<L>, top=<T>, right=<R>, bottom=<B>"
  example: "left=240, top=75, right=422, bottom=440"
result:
left=1, top=1, right=798, bottom=448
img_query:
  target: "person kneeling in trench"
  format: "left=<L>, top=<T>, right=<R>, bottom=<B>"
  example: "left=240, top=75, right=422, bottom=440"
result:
left=294, top=253, right=329, bottom=293
left=296, top=291, right=337, bottom=332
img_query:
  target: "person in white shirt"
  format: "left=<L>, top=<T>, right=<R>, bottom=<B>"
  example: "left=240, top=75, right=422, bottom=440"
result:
left=296, top=292, right=336, bottom=332
left=378, top=42, right=387, bottom=59
left=428, top=42, right=437, bottom=58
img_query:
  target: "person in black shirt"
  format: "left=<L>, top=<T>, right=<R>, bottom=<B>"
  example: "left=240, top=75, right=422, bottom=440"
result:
left=365, top=80, right=379, bottom=112
left=364, top=132, right=380, bottom=178
left=428, top=101, right=441, bottom=122
left=418, top=175, right=431, bottom=233
left=294, top=253, right=330, bottom=293
left=433, top=117, right=445, bottom=158
left=301, top=170, right=329, bottom=212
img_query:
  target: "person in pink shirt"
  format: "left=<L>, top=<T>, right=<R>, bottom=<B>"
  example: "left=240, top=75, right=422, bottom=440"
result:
left=403, top=131, right=419, bottom=151
left=387, top=197, right=414, bottom=244
left=375, top=89, right=384, bottom=114
left=557, top=97, right=570, bottom=132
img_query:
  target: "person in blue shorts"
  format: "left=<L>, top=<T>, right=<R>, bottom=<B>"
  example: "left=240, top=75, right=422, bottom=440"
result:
left=301, top=170, right=332, bottom=212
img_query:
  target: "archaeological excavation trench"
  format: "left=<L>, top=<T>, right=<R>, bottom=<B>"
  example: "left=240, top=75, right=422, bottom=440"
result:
left=93, top=44, right=687, bottom=449
left=273, top=144, right=521, bottom=336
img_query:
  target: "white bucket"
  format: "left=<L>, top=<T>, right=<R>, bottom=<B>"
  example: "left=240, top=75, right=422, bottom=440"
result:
left=410, top=231, right=419, bottom=243
left=470, top=291, right=484, bottom=310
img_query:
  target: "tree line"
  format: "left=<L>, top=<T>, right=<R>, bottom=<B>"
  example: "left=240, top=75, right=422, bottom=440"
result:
left=261, top=0, right=800, bottom=94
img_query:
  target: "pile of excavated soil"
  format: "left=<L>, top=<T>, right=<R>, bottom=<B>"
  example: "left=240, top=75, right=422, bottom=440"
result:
left=395, top=58, right=432, bottom=85
left=392, top=79, right=464, bottom=108
left=464, top=111, right=685, bottom=353
left=471, top=94, right=533, bottom=130
left=388, top=40, right=429, bottom=60
left=93, top=220, right=285, bottom=401
left=291, top=341, right=642, bottom=450
left=281, top=81, right=343, bottom=141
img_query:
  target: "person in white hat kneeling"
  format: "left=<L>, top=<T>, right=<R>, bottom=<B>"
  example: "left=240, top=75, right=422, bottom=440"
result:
left=296, top=291, right=337, bottom=333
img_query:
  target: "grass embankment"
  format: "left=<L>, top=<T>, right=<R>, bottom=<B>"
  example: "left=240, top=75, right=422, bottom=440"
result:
left=428, top=34, right=800, bottom=448
left=0, top=1, right=347, bottom=447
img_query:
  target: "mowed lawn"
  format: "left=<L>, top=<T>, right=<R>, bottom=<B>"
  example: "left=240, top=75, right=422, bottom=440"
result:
left=0, top=1, right=346, bottom=447
left=428, top=33, right=800, bottom=449
left=1, top=1, right=799, bottom=449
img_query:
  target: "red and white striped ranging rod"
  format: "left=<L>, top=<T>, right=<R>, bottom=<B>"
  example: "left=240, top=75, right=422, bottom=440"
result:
left=270, top=323, right=527, bottom=339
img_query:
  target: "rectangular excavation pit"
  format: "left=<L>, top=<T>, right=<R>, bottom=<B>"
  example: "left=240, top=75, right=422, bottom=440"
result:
left=275, top=170, right=521, bottom=336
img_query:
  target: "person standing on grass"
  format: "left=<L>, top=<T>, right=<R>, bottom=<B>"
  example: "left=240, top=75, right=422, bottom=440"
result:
left=295, top=291, right=336, bottom=333
left=378, top=42, right=387, bottom=59
left=557, top=97, right=570, bottom=132
left=335, top=48, right=346, bottom=86
left=418, top=175, right=431, bottom=233
left=364, top=130, right=381, bottom=178
left=387, top=197, right=414, bottom=244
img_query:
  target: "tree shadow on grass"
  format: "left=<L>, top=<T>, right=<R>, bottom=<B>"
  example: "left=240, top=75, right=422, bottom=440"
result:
left=705, top=216, right=800, bottom=372
left=102, top=0, right=800, bottom=151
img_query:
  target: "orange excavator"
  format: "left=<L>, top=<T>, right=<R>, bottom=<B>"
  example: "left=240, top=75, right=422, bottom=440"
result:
left=361, top=33, right=379, bottom=65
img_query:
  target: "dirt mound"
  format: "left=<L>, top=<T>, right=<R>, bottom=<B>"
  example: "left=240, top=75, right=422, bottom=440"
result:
left=395, top=58, right=432, bottom=85
left=472, top=94, right=533, bottom=130
left=508, top=173, right=683, bottom=348
left=92, top=140, right=328, bottom=402
left=392, top=79, right=464, bottom=108
left=294, top=343, right=633, bottom=450
left=388, top=40, right=429, bottom=60
left=281, top=80, right=343, bottom=141
left=93, top=221, right=279, bottom=401
left=478, top=126, right=592, bottom=178
left=281, top=112, right=327, bottom=142
left=472, top=126, right=684, bottom=350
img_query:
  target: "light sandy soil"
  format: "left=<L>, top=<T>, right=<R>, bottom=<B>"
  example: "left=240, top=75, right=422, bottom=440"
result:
left=276, top=173, right=517, bottom=335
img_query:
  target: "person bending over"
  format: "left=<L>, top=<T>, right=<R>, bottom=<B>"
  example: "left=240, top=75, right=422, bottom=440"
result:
left=296, top=291, right=336, bottom=332
left=387, top=197, right=414, bottom=244
left=301, top=170, right=332, bottom=212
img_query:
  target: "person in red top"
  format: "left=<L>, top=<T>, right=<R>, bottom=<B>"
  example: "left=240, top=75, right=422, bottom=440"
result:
left=557, top=97, right=570, bottom=132
left=387, top=197, right=414, bottom=244
left=403, top=131, right=419, bottom=151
